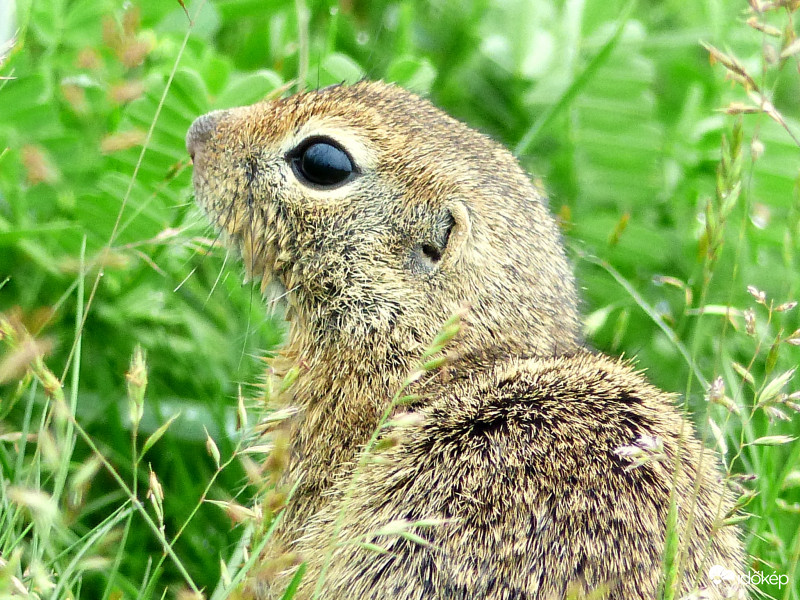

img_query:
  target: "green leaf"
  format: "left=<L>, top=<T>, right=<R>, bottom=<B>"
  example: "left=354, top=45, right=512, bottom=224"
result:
left=731, top=362, right=755, bottom=386
left=63, top=0, right=114, bottom=47
left=756, top=368, right=795, bottom=407
left=29, top=0, right=62, bottom=47
left=141, top=413, right=181, bottom=457
left=355, top=542, right=390, bottom=555
left=783, top=471, right=800, bottom=490
left=279, top=562, right=307, bottom=600
left=0, top=71, right=61, bottom=137
left=199, top=53, right=233, bottom=96
left=157, top=0, right=221, bottom=40
left=315, top=53, right=364, bottom=87
left=398, top=531, right=432, bottom=548
left=387, top=57, right=437, bottom=94
left=751, top=435, right=796, bottom=447
left=214, top=70, right=283, bottom=110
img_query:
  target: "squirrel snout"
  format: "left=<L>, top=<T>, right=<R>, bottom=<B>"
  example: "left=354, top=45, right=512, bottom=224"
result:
left=186, top=110, right=227, bottom=161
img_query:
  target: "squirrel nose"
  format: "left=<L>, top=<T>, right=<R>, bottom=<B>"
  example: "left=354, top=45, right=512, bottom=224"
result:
left=186, top=110, right=227, bottom=161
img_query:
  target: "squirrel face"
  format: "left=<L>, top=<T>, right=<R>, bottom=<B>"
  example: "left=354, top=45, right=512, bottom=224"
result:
left=187, top=81, right=581, bottom=358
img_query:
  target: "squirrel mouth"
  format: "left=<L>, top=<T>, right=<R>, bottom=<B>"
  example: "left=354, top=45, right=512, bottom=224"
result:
left=239, top=233, right=264, bottom=279
left=204, top=198, right=291, bottom=297
left=188, top=114, right=291, bottom=295
left=191, top=167, right=295, bottom=297
left=239, top=231, right=278, bottom=295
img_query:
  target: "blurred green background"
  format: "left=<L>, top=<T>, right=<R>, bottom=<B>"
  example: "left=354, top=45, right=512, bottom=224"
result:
left=1, top=0, right=799, bottom=598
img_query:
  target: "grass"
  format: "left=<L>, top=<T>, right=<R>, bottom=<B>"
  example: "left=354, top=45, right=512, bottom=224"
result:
left=1, top=0, right=799, bottom=598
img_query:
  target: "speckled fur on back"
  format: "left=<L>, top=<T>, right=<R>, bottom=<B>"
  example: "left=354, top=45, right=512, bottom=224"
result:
left=187, top=81, right=745, bottom=599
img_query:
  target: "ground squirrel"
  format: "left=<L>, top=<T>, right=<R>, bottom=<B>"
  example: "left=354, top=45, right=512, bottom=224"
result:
left=187, top=81, right=745, bottom=599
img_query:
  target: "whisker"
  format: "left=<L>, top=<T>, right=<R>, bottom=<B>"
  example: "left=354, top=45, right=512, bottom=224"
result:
left=268, top=284, right=299, bottom=315
left=174, top=266, right=197, bottom=292
left=171, top=200, right=197, bottom=209
left=239, top=206, right=260, bottom=371
left=176, top=220, right=229, bottom=290
left=205, top=246, right=230, bottom=305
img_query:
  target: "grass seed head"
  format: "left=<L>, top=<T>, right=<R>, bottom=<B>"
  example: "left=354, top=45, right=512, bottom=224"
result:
left=126, top=345, right=147, bottom=428
left=613, top=434, right=667, bottom=471
left=743, top=308, right=756, bottom=335
left=204, top=427, right=221, bottom=469
left=8, top=487, right=59, bottom=530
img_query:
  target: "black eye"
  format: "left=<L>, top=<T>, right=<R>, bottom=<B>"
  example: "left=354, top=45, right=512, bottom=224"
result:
left=290, top=138, right=356, bottom=188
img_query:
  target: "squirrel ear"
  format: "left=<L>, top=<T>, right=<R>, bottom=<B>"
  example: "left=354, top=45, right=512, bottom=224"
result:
left=441, top=200, right=471, bottom=267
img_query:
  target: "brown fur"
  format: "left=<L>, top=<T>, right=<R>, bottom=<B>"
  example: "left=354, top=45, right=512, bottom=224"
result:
left=187, top=81, right=744, bottom=599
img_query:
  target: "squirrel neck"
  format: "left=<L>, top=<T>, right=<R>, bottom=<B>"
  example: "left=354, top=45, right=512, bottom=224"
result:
left=270, top=291, right=578, bottom=534
left=273, top=322, right=414, bottom=534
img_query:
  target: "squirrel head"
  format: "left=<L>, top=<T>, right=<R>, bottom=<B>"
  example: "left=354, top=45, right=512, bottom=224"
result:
left=187, top=81, right=581, bottom=362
